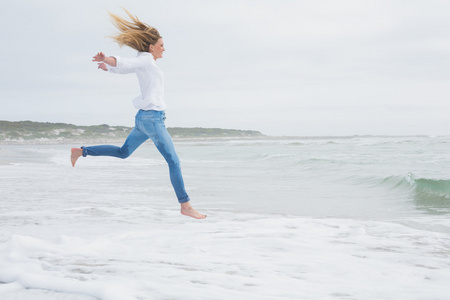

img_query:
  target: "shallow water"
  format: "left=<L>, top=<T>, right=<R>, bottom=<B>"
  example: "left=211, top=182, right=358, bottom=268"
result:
left=1, top=137, right=450, bottom=299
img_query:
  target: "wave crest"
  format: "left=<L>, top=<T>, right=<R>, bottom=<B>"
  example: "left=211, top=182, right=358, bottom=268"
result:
left=406, top=174, right=450, bottom=198
left=407, top=174, right=450, bottom=208
left=353, top=173, right=450, bottom=212
left=380, top=173, right=450, bottom=210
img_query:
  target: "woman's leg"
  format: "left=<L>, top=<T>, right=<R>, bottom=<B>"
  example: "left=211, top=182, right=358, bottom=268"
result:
left=151, top=124, right=190, bottom=203
left=152, top=125, right=206, bottom=219
left=140, top=111, right=205, bottom=218
left=82, top=127, right=148, bottom=158
left=137, top=111, right=189, bottom=202
left=71, top=127, right=148, bottom=166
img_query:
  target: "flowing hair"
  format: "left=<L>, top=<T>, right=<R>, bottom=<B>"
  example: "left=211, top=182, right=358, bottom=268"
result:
left=109, top=9, right=161, bottom=52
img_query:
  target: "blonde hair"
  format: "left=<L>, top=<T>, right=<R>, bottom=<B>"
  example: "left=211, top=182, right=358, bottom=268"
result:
left=109, top=9, right=161, bottom=52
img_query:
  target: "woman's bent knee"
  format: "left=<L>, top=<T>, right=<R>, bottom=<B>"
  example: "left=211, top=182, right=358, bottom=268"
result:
left=119, top=147, right=132, bottom=159
left=166, top=155, right=180, bottom=168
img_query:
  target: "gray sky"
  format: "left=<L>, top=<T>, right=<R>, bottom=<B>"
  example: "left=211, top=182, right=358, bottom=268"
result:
left=1, top=0, right=449, bottom=136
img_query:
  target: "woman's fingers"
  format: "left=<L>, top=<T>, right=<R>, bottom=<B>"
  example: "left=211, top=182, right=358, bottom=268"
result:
left=97, top=62, right=107, bottom=71
left=92, top=52, right=105, bottom=62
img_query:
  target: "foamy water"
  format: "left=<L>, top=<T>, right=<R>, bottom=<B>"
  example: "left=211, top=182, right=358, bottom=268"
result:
left=1, top=137, right=450, bottom=299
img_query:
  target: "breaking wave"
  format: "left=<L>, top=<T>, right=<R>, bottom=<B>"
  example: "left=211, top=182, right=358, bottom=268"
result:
left=370, top=173, right=450, bottom=211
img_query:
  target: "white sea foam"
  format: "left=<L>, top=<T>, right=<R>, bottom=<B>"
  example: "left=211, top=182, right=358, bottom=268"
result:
left=0, top=215, right=449, bottom=299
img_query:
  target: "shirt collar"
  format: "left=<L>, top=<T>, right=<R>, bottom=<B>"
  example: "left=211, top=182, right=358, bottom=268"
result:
left=137, top=52, right=155, bottom=61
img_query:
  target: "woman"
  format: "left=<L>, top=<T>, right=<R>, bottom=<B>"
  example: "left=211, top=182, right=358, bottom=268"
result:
left=71, top=9, right=206, bottom=219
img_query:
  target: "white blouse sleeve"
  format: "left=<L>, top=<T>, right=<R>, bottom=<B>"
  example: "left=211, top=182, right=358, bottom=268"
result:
left=108, top=56, right=145, bottom=74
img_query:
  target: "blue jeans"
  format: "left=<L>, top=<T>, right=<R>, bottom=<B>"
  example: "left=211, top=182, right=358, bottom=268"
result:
left=81, top=110, right=190, bottom=203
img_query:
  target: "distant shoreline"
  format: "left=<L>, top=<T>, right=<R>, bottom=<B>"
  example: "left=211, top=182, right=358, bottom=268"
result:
left=0, top=120, right=265, bottom=145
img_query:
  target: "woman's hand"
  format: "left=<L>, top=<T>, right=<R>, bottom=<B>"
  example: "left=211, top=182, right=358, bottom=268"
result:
left=97, top=62, right=108, bottom=71
left=92, top=52, right=106, bottom=62
left=92, top=52, right=116, bottom=70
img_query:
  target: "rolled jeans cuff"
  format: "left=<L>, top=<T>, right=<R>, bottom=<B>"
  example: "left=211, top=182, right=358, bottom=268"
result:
left=81, top=146, right=88, bottom=157
left=178, top=196, right=190, bottom=204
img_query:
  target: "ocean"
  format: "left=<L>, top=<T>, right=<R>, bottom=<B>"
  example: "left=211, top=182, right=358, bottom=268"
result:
left=1, top=136, right=450, bottom=299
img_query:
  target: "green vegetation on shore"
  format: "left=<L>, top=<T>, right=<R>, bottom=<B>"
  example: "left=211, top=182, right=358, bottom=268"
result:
left=0, top=120, right=264, bottom=143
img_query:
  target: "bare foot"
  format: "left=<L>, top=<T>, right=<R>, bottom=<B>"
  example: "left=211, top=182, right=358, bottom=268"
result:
left=180, top=202, right=207, bottom=219
left=71, top=148, right=83, bottom=167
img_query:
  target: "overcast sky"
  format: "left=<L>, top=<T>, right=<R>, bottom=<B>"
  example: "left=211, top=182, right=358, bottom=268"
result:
left=1, top=0, right=449, bottom=136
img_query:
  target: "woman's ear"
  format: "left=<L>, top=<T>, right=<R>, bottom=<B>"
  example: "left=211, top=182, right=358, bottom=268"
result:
left=149, top=44, right=154, bottom=53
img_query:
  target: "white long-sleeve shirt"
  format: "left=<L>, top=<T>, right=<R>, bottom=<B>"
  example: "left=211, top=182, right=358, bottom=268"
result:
left=108, top=52, right=166, bottom=111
